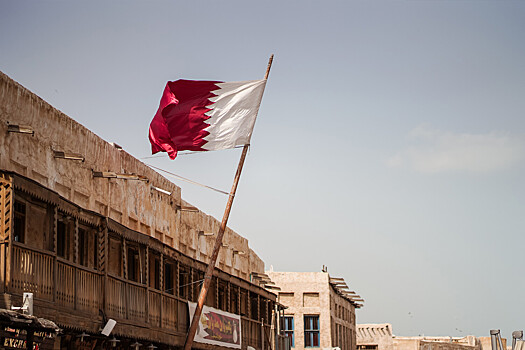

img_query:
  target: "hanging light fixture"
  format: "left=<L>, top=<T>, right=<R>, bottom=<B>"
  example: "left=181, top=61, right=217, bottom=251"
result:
left=131, top=341, right=142, bottom=349
left=108, top=336, right=120, bottom=347
left=77, top=332, right=90, bottom=342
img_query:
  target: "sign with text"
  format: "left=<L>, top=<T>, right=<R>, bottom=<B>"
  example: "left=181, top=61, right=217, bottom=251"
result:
left=0, top=326, right=56, bottom=350
left=188, top=302, right=241, bottom=349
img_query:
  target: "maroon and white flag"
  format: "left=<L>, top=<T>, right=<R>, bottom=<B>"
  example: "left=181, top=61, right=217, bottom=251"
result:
left=149, top=79, right=266, bottom=159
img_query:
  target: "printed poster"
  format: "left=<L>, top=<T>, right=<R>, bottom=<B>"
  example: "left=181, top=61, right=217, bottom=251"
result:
left=188, top=302, right=242, bottom=349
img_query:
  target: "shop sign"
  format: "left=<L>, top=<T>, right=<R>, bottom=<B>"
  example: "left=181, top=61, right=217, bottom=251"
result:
left=0, top=326, right=56, bottom=350
left=188, top=302, right=242, bottom=349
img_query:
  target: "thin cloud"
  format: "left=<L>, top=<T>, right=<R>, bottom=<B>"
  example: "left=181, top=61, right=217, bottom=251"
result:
left=387, top=126, right=525, bottom=173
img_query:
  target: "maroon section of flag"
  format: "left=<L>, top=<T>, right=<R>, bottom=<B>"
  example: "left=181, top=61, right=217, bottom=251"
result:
left=149, top=80, right=221, bottom=159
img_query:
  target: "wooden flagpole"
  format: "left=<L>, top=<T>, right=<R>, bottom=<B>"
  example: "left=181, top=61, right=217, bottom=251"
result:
left=183, top=54, right=274, bottom=350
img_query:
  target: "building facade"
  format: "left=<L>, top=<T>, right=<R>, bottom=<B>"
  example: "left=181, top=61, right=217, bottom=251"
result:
left=267, top=271, right=363, bottom=350
left=0, top=71, right=286, bottom=349
left=357, top=324, right=482, bottom=350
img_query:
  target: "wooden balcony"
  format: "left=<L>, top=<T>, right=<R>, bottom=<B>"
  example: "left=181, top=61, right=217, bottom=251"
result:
left=4, top=241, right=280, bottom=349
left=0, top=171, right=282, bottom=349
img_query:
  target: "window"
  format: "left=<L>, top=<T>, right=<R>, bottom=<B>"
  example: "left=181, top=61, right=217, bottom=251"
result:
left=250, top=292, right=259, bottom=319
left=193, top=270, right=204, bottom=302
left=13, top=201, right=26, bottom=243
left=231, top=289, right=239, bottom=315
left=78, top=225, right=97, bottom=269
left=179, top=265, right=190, bottom=298
left=284, top=316, right=294, bottom=348
left=218, top=282, right=227, bottom=311
left=164, top=261, right=174, bottom=294
left=108, top=236, right=122, bottom=277
left=240, top=289, right=247, bottom=316
left=57, top=216, right=72, bottom=259
left=304, top=315, right=320, bottom=348
left=127, top=246, right=140, bottom=282
left=357, top=346, right=378, bottom=350
left=78, top=227, right=87, bottom=266
left=149, top=253, right=161, bottom=290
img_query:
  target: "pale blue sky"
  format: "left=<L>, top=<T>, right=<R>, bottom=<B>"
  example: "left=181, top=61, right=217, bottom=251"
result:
left=2, top=0, right=525, bottom=338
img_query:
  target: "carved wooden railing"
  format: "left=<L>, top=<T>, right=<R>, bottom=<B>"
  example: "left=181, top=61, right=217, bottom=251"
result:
left=242, top=317, right=262, bottom=350
left=176, top=297, right=188, bottom=332
left=11, top=244, right=53, bottom=301
left=76, top=266, right=103, bottom=313
left=56, top=260, right=75, bottom=308
left=9, top=243, right=278, bottom=348
left=162, top=293, right=179, bottom=330
left=106, top=275, right=126, bottom=319
left=148, top=290, right=161, bottom=327
left=127, top=281, right=146, bottom=322
left=262, top=324, right=272, bottom=350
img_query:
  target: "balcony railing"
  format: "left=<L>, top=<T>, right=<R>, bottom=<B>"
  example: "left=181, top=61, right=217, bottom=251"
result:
left=8, top=242, right=275, bottom=349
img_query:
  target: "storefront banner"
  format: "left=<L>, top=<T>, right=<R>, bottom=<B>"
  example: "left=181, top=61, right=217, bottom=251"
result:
left=188, top=302, right=242, bottom=349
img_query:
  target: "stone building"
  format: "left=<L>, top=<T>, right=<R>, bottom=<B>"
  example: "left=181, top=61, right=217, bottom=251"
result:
left=357, top=324, right=482, bottom=350
left=0, top=70, right=286, bottom=349
left=267, top=270, right=364, bottom=350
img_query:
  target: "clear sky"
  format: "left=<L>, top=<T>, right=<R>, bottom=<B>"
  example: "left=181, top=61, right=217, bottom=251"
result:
left=1, top=0, right=525, bottom=339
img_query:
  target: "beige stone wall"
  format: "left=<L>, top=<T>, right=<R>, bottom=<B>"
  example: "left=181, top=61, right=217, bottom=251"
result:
left=394, top=338, right=480, bottom=350
left=357, top=324, right=482, bottom=350
left=420, top=341, right=479, bottom=350
left=268, top=272, right=331, bottom=350
left=267, top=271, right=358, bottom=350
left=394, top=336, right=481, bottom=350
left=395, top=339, right=421, bottom=350
left=0, top=70, right=263, bottom=279
left=358, top=324, right=394, bottom=350
left=330, top=285, right=357, bottom=350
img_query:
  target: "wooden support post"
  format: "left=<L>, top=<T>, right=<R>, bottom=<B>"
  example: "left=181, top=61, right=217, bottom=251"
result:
left=73, top=219, right=78, bottom=311
left=261, top=318, right=265, bottom=350
left=101, top=221, right=108, bottom=319
left=216, top=277, right=219, bottom=308
left=52, top=207, right=58, bottom=303
left=227, top=282, right=231, bottom=312
left=123, top=238, right=129, bottom=319
left=183, top=54, right=273, bottom=350
left=145, top=247, right=150, bottom=324
left=160, top=252, right=164, bottom=327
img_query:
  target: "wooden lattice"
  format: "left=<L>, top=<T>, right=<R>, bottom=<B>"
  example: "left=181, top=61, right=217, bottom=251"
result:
left=0, top=174, right=13, bottom=242
left=98, top=224, right=106, bottom=272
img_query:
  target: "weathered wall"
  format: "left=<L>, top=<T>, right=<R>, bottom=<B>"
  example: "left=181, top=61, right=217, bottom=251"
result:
left=396, top=338, right=480, bottom=350
left=331, top=284, right=357, bottom=350
left=395, top=339, right=421, bottom=350
left=267, top=271, right=358, bottom=350
left=420, top=341, right=479, bottom=350
left=357, top=323, right=394, bottom=350
left=268, top=272, right=331, bottom=350
left=0, top=70, right=263, bottom=279
left=357, top=325, right=482, bottom=350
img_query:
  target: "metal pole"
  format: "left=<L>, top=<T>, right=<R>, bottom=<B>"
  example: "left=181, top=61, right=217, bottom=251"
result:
left=183, top=54, right=274, bottom=350
left=490, top=330, right=500, bottom=350
left=513, top=331, right=523, bottom=350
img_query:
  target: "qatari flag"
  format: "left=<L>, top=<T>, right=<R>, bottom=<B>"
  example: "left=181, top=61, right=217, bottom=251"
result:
left=149, top=79, right=266, bottom=159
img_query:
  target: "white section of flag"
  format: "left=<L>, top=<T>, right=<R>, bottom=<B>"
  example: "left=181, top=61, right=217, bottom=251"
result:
left=203, top=79, right=266, bottom=151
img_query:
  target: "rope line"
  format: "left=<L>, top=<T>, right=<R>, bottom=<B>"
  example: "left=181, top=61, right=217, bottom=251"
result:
left=145, top=163, right=229, bottom=195
left=163, top=279, right=204, bottom=294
